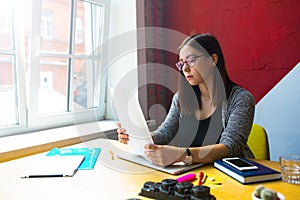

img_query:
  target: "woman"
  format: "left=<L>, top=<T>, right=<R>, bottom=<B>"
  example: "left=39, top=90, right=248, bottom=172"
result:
left=117, top=34, right=255, bottom=167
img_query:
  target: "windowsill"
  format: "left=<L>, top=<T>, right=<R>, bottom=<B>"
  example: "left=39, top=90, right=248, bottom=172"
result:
left=0, top=120, right=118, bottom=163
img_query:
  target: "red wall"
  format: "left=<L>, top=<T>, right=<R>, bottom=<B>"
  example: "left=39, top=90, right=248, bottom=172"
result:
left=164, top=0, right=300, bottom=103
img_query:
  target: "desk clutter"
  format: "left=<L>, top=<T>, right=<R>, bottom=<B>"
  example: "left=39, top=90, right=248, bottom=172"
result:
left=139, top=178, right=216, bottom=200
left=21, top=148, right=101, bottom=178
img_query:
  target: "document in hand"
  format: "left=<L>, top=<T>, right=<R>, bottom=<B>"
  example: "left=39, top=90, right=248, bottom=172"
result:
left=214, top=158, right=282, bottom=184
left=110, top=85, right=153, bottom=155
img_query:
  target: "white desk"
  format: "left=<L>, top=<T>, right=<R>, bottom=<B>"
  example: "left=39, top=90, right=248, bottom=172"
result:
left=1, top=138, right=299, bottom=200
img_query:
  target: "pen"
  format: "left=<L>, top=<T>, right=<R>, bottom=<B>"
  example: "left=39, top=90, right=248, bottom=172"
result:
left=21, top=174, right=64, bottom=178
left=198, top=172, right=204, bottom=185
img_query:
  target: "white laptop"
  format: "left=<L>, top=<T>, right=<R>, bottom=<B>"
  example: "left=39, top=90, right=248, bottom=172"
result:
left=21, top=155, right=85, bottom=178
left=117, top=151, right=204, bottom=175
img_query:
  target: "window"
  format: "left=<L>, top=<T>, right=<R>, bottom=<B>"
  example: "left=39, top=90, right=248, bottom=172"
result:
left=41, top=10, right=54, bottom=38
left=0, top=0, right=25, bottom=131
left=75, top=17, right=84, bottom=44
left=0, top=0, right=110, bottom=136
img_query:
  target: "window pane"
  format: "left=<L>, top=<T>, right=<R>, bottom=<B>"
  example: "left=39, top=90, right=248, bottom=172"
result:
left=0, top=0, right=13, bottom=49
left=40, top=0, right=71, bottom=53
left=41, top=10, right=54, bottom=38
left=73, top=58, right=99, bottom=110
left=73, top=59, right=87, bottom=110
left=0, top=54, right=17, bottom=126
left=75, top=0, right=104, bottom=55
left=38, top=56, right=68, bottom=114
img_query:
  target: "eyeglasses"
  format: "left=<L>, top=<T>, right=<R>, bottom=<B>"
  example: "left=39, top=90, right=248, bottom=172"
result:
left=175, top=55, right=204, bottom=71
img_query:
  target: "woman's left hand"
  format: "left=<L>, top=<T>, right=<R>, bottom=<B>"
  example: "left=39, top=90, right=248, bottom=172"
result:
left=144, top=144, right=185, bottom=167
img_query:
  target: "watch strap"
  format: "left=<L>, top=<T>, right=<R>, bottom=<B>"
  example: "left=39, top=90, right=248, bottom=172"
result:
left=183, top=147, right=193, bottom=165
left=186, top=148, right=191, bottom=156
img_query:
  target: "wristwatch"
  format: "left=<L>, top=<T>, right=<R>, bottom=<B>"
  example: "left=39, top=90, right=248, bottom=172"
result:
left=183, top=148, right=193, bottom=165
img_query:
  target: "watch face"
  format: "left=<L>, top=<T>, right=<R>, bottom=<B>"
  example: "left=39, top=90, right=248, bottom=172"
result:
left=184, top=156, right=193, bottom=165
left=183, top=148, right=192, bottom=165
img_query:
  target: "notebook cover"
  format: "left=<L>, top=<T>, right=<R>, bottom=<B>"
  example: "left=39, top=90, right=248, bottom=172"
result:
left=214, top=158, right=281, bottom=184
left=47, top=148, right=101, bottom=170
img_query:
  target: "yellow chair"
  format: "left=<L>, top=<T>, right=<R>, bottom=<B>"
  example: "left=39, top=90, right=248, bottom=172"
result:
left=247, top=124, right=270, bottom=160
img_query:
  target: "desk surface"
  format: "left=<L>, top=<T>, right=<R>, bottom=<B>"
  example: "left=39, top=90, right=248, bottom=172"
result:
left=0, top=138, right=299, bottom=200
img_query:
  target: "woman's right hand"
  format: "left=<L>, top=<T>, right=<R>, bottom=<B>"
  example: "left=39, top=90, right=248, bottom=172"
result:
left=116, top=122, right=129, bottom=144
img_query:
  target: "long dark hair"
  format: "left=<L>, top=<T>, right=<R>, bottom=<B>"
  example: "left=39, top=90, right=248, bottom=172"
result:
left=178, top=34, right=236, bottom=114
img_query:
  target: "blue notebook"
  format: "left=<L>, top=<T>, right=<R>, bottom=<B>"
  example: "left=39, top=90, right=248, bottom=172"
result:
left=47, top=148, right=101, bottom=170
left=214, top=158, right=281, bottom=184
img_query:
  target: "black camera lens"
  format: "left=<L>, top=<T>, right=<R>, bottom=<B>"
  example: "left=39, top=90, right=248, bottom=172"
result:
left=191, top=185, right=211, bottom=198
left=175, top=182, right=193, bottom=194
left=143, top=181, right=155, bottom=189
left=160, top=179, right=177, bottom=191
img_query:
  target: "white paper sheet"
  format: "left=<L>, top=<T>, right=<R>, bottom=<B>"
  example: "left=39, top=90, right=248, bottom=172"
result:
left=110, top=85, right=154, bottom=155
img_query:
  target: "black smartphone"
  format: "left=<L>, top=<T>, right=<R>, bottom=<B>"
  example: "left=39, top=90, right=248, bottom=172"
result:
left=222, top=157, right=258, bottom=171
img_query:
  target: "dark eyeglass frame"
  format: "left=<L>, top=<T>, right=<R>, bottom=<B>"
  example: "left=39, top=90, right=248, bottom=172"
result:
left=175, top=55, right=204, bottom=71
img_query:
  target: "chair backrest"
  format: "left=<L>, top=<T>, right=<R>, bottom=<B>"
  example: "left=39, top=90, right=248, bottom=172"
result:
left=247, top=124, right=270, bottom=160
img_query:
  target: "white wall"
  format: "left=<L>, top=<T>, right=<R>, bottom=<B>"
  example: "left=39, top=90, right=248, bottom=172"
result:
left=254, top=62, right=300, bottom=161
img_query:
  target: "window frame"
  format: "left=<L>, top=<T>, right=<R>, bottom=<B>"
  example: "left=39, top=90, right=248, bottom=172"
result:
left=0, top=0, right=111, bottom=136
left=0, top=0, right=27, bottom=135
left=28, top=0, right=110, bottom=129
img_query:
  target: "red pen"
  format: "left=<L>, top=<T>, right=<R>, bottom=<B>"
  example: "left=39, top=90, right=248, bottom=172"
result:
left=198, top=172, right=204, bottom=185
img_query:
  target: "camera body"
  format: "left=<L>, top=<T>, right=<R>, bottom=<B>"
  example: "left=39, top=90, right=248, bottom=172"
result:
left=139, top=179, right=216, bottom=200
